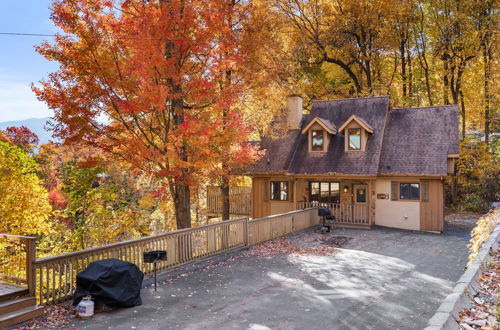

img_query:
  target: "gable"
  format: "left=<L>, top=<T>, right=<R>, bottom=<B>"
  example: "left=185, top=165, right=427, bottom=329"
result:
left=338, top=115, right=374, bottom=134
left=301, top=117, right=337, bottom=135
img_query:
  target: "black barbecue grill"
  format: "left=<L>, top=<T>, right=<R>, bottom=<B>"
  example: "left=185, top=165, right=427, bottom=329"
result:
left=143, top=250, right=167, bottom=291
left=318, top=208, right=335, bottom=233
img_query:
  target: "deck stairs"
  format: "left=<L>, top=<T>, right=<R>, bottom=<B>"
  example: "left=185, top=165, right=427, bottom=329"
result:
left=0, top=281, right=44, bottom=328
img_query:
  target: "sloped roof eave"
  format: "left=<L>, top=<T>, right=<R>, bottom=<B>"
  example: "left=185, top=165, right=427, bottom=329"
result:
left=301, top=117, right=337, bottom=135
left=338, top=114, right=374, bottom=133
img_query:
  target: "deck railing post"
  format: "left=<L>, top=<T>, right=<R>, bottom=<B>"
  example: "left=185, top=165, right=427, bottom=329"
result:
left=243, top=218, right=249, bottom=246
left=25, top=237, right=37, bottom=296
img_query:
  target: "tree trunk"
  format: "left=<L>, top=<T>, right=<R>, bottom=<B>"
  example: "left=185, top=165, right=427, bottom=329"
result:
left=443, top=58, right=450, bottom=105
left=483, top=45, right=491, bottom=145
left=424, top=67, right=433, bottom=106
left=171, top=182, right=191, bottom=229
left=400, top=40, right=407, bottom=102
left=220, top=0, right=236, bottom=222
left=221, top=176, right=230, bottom=221
left=324, top=56, right=362, bottom=93
left=170, top=182, right=193, bottom=261
left=160, top=0, right=192, bottom=229
left=460, top=91, right=466, bottom=139
left=407, top=43, right=413, bottom=103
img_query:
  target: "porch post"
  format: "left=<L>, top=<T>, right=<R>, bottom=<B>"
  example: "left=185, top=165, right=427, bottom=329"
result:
left=369, top=179, right=376, bottom=226
left=293, top=177, right=298, bottom=210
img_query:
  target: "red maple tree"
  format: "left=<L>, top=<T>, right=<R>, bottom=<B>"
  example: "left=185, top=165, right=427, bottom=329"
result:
left=34, top=0, right=260, bottom=229
left=3, top=126, right=40, bottom=149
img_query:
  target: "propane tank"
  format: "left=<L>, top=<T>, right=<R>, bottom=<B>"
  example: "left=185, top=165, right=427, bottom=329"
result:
left=77, top=295, right=94, bottom=319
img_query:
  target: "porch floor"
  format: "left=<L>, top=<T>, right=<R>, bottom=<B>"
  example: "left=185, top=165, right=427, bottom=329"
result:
left=70, top=224, right=471, bottom=330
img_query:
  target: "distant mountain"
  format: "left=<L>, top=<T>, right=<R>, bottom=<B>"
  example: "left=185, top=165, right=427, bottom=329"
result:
left=0, top=117, right=55, bottom=145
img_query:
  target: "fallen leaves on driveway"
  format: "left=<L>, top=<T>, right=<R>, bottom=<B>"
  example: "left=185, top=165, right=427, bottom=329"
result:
left=458, top=250, right=499, bottom=329
left=244, top=236, right=337, bottom=258
left=15, top=304, right=74, bottom=329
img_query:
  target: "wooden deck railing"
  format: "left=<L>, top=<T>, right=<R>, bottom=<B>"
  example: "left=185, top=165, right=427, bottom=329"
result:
left=3, top=208, right=319, bottom=305
left=248, top=208, right=320, bottom=245
left=0, top=234, right=36, bottom=294
left=32, top=217, right=248, bottom=305
left=296, top=201, right=370, bottom=226
left=207, top=186, right=251, bottom=216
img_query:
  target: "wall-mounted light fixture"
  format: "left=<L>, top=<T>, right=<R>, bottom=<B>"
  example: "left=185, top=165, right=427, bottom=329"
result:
left=343, top=186, right=349, bottom=193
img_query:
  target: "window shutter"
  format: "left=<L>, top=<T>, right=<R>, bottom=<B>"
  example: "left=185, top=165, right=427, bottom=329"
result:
left=264, top=180, right=269, bottom=201
left=289, top=181, right=294, bottom=202
left=391, top=182, right=399, bottom=201
left=421, top=181, right=429, bottom=202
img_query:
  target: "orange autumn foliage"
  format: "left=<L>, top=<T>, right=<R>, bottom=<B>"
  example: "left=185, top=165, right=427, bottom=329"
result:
left=34, top=0, right=261, bottom=228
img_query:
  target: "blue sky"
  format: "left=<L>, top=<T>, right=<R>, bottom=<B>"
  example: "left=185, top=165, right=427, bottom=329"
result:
left=0, top=1, right=58, bottom=121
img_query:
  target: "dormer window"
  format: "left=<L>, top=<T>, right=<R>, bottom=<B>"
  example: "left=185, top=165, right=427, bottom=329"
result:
left=338, top=115, right=374, bottom=152
left=348, top=128, right=361, bottom=150
left=301, top=117, right=337, bottom=153
left=311, top=130, right=324, bottom=151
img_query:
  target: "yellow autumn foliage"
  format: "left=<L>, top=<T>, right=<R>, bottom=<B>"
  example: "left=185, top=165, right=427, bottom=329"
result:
left=0, top=141, right=53, bottom=235
left=468, top=207, right=500, bottom=266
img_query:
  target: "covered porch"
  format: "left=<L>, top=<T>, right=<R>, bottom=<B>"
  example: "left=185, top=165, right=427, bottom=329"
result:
left=252, top=176, right=375, bottom=227
left=296, top=201, right=370, bottom=227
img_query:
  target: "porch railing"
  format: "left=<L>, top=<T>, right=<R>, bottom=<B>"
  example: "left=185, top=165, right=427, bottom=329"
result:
left=296, top=201, right=370, bottom=226
left=207, top=186, right=252, bottom=216
left=0, top=234, right=37, bottom=294
left=27, top=207, right=318, bottom=305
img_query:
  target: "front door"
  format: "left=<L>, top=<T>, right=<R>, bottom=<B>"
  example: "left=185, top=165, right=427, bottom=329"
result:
left=353, top=184, right=368, bottom=221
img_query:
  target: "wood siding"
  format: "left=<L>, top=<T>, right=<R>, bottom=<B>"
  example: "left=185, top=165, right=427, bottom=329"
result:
left=420, top=180, right=444, bottom=232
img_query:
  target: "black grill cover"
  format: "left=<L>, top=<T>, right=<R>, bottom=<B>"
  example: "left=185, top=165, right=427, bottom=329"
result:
left=73, top=258, right=144, bottom=307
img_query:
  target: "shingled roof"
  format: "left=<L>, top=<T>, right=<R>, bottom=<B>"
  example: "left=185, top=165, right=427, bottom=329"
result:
left=378, top=105, right=459, bottom=175
left=244, top=96, right=459, bottom=176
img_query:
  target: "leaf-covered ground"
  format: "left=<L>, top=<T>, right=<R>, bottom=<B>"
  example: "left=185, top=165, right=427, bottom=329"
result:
left=458, top=250, right=500, bottom=329
left=14, top=233, right=338, bottom=329
left=15, top=304, right=74, bottom=329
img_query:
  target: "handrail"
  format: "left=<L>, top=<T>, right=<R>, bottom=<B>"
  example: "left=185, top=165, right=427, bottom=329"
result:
left=249, top=207, right=316, bottom=222
left=0, top=233, right=37, bottom=241
left=34, top=217, right=247, bottom=265
left=29, top=208, right=321, bottom=305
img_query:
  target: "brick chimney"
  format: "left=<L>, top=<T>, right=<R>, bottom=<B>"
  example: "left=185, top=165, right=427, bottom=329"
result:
left=286, top=95, right=303, bottom=130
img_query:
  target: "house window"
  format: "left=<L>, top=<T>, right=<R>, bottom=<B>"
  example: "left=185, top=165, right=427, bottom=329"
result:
left=348, top=128, right=361, bottom=150
left=311, top=130, right=324, bottom=151
left=270, top=181, right=288, bottom=201
left=400, top=183, right=420, bottom=200
left=309, top=181, right=339, bottom=203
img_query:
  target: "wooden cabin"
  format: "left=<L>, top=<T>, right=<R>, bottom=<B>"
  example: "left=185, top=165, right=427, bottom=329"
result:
left=242, top=95, right=459, bottom=232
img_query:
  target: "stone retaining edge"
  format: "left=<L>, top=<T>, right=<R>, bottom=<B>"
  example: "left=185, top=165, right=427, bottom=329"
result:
left=424, top=225, right=500, bottom=330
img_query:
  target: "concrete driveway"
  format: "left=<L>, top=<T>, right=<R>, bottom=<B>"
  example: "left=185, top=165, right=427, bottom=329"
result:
left=72, top=225, right=470, bottom=330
